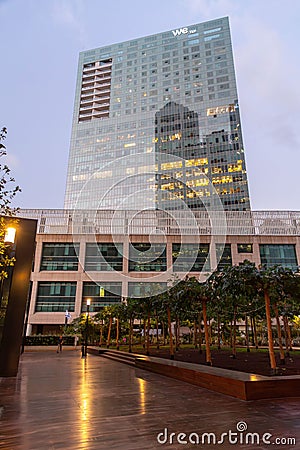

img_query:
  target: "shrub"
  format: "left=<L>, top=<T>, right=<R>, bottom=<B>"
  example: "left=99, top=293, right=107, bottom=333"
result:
left=25, top=335, right=79, bottom=346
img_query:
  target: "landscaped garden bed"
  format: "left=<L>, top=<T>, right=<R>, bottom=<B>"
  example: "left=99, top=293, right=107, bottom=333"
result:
left=101, top=344, right=300, bottom=377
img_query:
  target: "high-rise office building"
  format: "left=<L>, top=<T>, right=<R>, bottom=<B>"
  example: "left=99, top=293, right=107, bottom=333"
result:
left=64, top=16, right=250, bottom=211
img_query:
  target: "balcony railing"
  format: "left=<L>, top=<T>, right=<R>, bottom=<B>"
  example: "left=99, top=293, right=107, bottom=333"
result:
left=15, top=209, right=300, bottom=236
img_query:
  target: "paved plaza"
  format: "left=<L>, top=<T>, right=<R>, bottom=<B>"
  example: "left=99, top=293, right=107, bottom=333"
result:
left=0, top=349, right=299, bottom=449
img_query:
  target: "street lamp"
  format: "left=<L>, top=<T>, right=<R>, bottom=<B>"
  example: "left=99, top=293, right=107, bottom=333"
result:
left=83, top=298, right=91, bottom=358
left=0, top=217, right=37, bottom=377
left=1, top=226, right=17, bottom=306
left=4, top=227, right=16, bottom=244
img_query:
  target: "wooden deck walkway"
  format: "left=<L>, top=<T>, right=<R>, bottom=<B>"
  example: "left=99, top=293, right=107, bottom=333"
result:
left=0, top=349, right=299, bottom=449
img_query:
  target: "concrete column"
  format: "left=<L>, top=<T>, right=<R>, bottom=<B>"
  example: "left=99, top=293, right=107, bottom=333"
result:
left=166, top=239, right=173, bottom=271
left=295, top=236, right=300, bottom=267
left=75, top=280, right=83, bottom=317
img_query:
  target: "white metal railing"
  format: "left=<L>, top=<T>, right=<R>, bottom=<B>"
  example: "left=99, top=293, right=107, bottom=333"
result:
left=15, top=209, right=300, bottom=236
left=81, top=86, right=94, bottom=91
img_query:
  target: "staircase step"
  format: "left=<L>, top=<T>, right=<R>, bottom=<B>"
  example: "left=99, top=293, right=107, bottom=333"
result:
left=87, top=347, right=137, bottom=366
left=100, top=352, right=136, bottom=366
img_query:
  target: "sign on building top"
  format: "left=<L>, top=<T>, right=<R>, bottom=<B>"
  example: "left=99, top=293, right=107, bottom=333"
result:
left=171, top=27, right=197, bottom=37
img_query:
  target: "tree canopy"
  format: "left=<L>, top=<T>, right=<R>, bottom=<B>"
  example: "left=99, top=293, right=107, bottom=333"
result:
left=0, top=127, right=21, bottom=280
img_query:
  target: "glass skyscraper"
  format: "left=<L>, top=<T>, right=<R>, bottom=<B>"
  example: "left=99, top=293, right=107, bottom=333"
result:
left=64, top=16, right=250, bottom=212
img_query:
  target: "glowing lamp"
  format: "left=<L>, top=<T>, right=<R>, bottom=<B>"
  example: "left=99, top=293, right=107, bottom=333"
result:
left=4, top=227, right=16, bottom=244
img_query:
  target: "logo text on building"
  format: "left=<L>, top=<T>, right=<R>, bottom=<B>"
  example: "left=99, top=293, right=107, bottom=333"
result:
left=171, top=27, right=197, bottom=37
left=172, top=27, right=189, bottom=36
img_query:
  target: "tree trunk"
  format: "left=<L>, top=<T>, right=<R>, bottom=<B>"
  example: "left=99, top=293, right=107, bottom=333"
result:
left=230, top=320, right=233, bottom=350
left=252, top=315, right=259, bottom=349
left=129, top=317, right=133, bottom=353
left=175, top=317, right=180, bottom=351
left=193, top=320, right=197, bottom=348
left=177, top=317, right=181, bottom=349
left=287, top=318, right=293, bottom=351
left=174, top=318, right=178, bottom=351
left=274, top=303, right=285, bottom=364
left=143, top=318, right=146, bottom=349
left=162, top=320, right=166, bottom=346
left=146, top=312, right=150, bottom=356
left=202, top=300, right=212, bottom=365
left=138, top=319, right=142, bottom=344
left=208, top=319, right=212, bottom=345
left=283, top=315, right=290, bottom=356
left=217, top=314, right=221, bottom=350
left=167, top=307, right=174, bottom=360
left=106, top=316, right=112, bottom=348
left=99, top=320, right=104, bottom=347
left=245, top=314, right=250, bottom=352
left=155, top=315, right=160, bottom=349
left=264, top=289, right=277, bottom=372
left=198, top=311, right=203, bottom=354
left=231, top=307, right=237, bottom=359
left=116, top=317, right=120, bottom=350
left=250, top=315, right=255, bottom=346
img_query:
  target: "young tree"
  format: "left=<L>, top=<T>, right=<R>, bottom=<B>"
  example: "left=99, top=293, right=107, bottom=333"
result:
left=0, top=128, right=21, bottom=215
left=95, top=306, right=115, bottom=348
left=269, top=266, right=300, bottom=360
left=93, top=309, right=106, bottom=346
left=0, top=127, right=21, bottom=285
left=255, top=265, right=289, bottom=373
left=219, top=261, right=258, bottom=359
left=111, top=303, right=126, bottom=350
left=137, top=296, right=154, bottom=355
left=159, top=287, right=178, bottom=360
left=68, top=314, right=96, bottom=342
left=186, top=277, right=212, bottom=365
left=124, top=297, right=140, bottom=353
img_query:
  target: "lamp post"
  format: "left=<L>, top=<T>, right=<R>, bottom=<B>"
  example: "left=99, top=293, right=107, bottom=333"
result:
left=83, top=298, right=91, bottom=358
left=0, top=217, right=37, bottom=377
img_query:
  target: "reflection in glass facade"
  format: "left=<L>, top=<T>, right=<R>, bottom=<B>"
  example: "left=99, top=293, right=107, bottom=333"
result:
left=35, top=282, right=76, bottom=312
left=129, top=243, right=167, bottom=272
left=85, top=243, right=123, bottom=271
left=64, top=17, right=250, bottom=211
left=128, top=282, right=167, bottom=298
left=237, top=243, right=253, bottom=253
left=40, top=243, right=79, bottom=271
left=259, top=244, right=298, bottom=270
left=82, top=282, right=122, bottom=311
left=216, top=243, right=232, bottom=271
left=172, top=243, right=210, bottom=272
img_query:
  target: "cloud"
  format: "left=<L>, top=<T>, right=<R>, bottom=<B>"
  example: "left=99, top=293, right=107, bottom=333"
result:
left=51, top=0, right=87, bottom=46
left=234, top=15, right=300, bottom=151
left=0, top=0, right=10, bottom=13
left=3, top=154, right=20, bottom=170
left=180, top=0, right=240, bottom=19
left=236, top=20, right=286, bottom=100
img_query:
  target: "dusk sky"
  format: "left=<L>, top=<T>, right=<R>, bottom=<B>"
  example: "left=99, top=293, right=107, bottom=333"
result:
left=1, top=0, right=299, bottom=210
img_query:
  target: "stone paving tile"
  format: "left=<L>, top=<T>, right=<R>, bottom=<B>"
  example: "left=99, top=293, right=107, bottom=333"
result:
left=0, top=350, right=299, bottom=450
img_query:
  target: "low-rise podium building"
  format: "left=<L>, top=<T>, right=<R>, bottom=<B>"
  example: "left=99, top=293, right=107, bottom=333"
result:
left=17, top=209, right=300, bottom=335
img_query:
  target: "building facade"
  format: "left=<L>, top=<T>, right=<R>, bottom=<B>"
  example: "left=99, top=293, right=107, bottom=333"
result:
left=64, top=17, right=250, bottom=212
left=18, top=209, right=300, bottom=334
